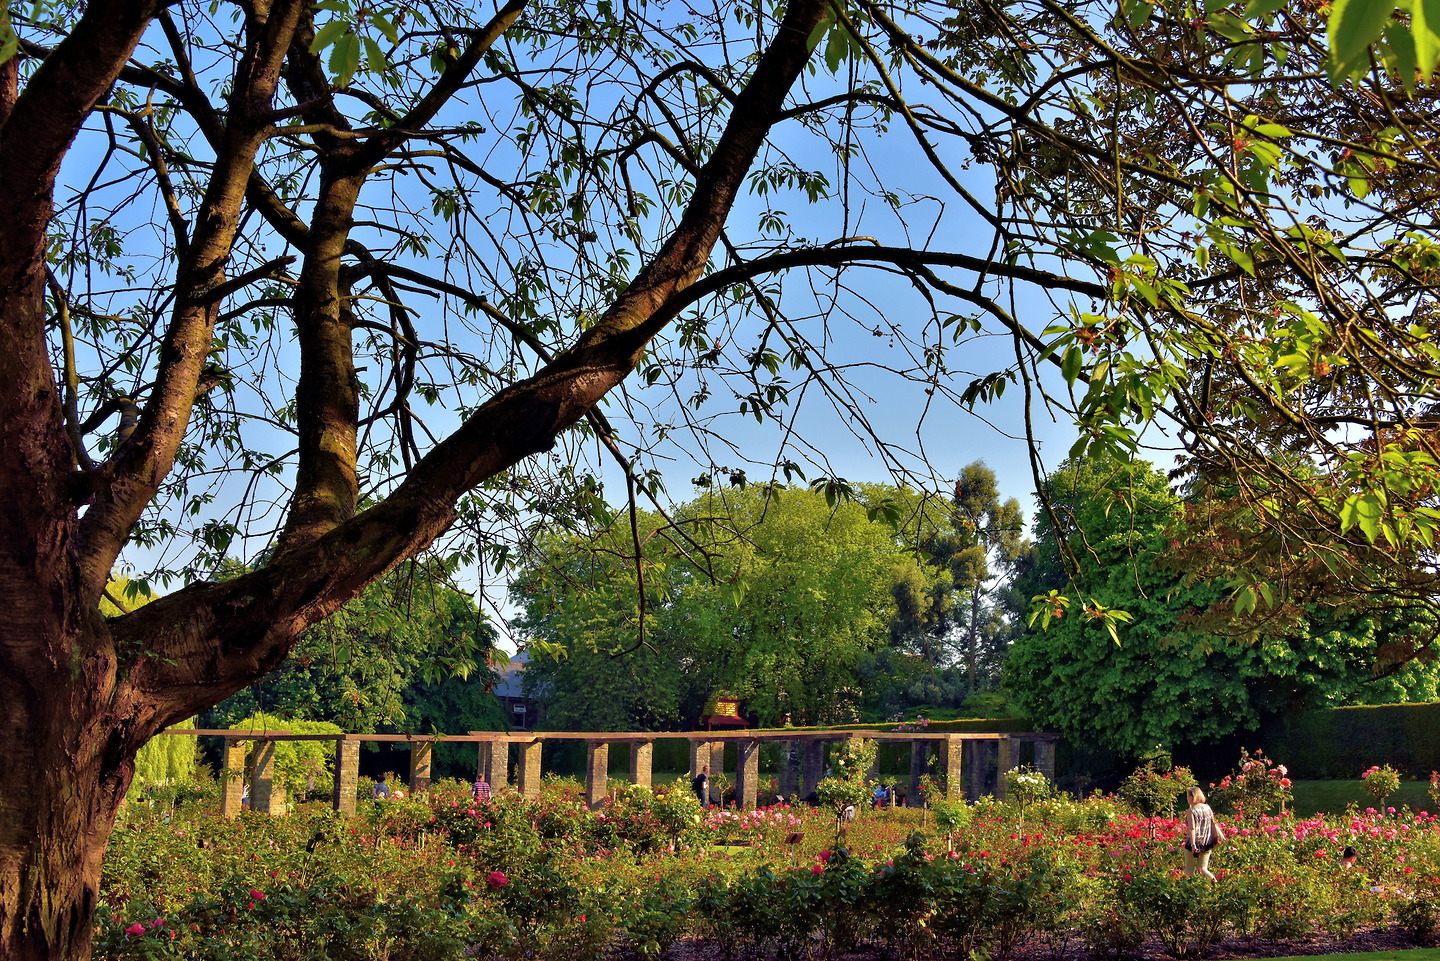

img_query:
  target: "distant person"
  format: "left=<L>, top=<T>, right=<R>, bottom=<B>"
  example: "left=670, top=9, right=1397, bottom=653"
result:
left=692, top=764, right=710, bottom=806
left=473, top=775, right=492, bottom=804
left=1182, top=786, right=1222, bottom=880
left=372, top=774, right=391, bottom=800
left=1340, top=846, right=1359, bottom=870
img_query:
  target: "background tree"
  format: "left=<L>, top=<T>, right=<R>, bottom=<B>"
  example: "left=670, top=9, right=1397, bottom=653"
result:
left=207, top=566, right=496, bottom=733
left=513, top=485, right=915, bottom=728
left=1006, top=456, right=1440, bottom=758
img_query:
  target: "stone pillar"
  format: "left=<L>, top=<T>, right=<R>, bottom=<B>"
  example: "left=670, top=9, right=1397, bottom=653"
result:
left=517, top=739, right=543, bottom=798
left=709, top=740, right=727, bottom=777
left=800, top=740, right=825, bottom=801
left=996, top=736, right=1016, bottom=800
left=585, top=741, right=609, bottom=810
left=940, top=736, right=964, bottom=801
left=1035, top=737, right=1057, bottom=783
left=630, top=740, right=654, bottom=789
left=220, top=737, right=246, bottom=818
left=332, top=737, right=360, bottom=816
left=409, top=741, right=433, bottom=794
left=688, top=739, right=711, bottom=779
left=909, top=740, right=931, bottom=801
left=251, top=740, right=286, bottom=815
left=777, top=740, right=799, bottom=799
left=483, top=740, right=509, bottom=787
left=736, top=739, right=760, bottom=810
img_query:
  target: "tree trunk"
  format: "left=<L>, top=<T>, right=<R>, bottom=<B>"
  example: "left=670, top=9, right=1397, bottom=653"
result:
left=0, top=612, right=138, bottom=961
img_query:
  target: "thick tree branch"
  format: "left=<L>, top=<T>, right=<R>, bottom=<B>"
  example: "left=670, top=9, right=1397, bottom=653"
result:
left=118, top=0, right=834, bottom=708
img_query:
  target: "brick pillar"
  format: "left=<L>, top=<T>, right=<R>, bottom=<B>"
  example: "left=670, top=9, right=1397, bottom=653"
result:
left=585, top=741, right=609, bottom=810
left=996, top=736, right=1016, bottom=800
left=777, top=740, right=799, bottom=799
left=1035, top=737, right=1057, bottom=783
left=409, top=741, right=433, bottom=794
left=251, top=740, right=286, bottom=815
left=709, top=740, right=727, bottom=778
left=630, top=740, right=654, bottom=789
left=800, top=740, right=825, bottom=801
left=517, top=739, right=543, bottom=798
left=909, top=739, right=931, bottom=801
left=220, top=737, right=246, bottom=818
left=736, top=739, right=760, bottom=810
left=332, top=737, right=360, bottom=815
left=940, top=736, right=964, bottom=801
left=484, top=741, right=509, bottom=787
left=688, top=738, right=710, bottom=779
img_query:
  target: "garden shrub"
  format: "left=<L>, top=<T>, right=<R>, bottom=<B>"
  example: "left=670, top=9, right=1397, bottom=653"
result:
left=1209, top=748, right=1292, bottom=818
left=1118, top=759, right=1194, bottom=818
left=1399, top=897, right=1440, bottom=941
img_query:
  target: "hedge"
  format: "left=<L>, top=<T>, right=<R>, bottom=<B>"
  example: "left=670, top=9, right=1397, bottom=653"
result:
left=1259, top=703, right=1440, bottom=779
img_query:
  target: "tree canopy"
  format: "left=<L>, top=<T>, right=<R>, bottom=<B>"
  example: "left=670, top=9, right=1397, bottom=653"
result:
left=1006, top=456, right=1440, bottom=757
left=514, top=484, right=931, bottom=728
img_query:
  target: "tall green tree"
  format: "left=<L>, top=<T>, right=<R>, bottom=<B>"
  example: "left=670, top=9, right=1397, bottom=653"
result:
left=207, top=566, right=496, bottom=732
left=513, top=486, right=911, bottom=728
left=1006, top=457, right=1440, bottom=757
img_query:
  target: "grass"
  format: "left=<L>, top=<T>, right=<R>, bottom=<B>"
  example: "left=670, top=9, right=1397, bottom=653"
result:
left=1288, top=780, right=1436, bottom=816
left=1265, top=951, right=1440, bottom=961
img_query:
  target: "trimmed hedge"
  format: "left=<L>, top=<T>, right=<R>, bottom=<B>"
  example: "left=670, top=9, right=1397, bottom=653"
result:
left=1261, top=703, right=1440, bottom=779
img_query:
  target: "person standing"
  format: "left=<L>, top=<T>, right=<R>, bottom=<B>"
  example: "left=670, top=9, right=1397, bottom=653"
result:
left=1182, top=786, right=1223, bottom=880
left=692, top=764, right=710, bottom=807
left=473, top=775, right=492, bottom=804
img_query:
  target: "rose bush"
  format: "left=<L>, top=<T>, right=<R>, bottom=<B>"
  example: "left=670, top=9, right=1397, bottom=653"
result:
left=94, top=769, right=1440, bottom=960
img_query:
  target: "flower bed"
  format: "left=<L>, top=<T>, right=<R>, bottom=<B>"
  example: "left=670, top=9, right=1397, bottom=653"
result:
left=96, top=779, right=1440, bottom=960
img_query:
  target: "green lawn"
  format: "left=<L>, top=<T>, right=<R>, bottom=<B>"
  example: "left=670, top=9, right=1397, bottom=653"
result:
left=1288, top=779, right=1436, bottom=816
left=1266, top=951, right=1440, bottom=961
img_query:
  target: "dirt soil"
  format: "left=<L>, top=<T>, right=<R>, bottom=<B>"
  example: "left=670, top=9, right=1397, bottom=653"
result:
left=647, top=926, right=1436, bottom=960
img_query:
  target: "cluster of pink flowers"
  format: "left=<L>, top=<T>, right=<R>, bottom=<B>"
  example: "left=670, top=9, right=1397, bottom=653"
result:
left=122, top=917, right=173, bottom=939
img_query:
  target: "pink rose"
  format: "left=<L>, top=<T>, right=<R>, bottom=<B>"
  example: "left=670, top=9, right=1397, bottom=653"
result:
left=487, top=870, right=509, bottom=889
left=124, top=923, right=145, bottom=937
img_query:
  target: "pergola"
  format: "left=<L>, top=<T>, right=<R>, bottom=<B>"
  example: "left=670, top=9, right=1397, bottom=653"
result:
left=171, top=727, right=1059, bottom=816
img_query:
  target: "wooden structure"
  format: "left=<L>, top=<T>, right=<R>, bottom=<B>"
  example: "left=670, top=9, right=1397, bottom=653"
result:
left=699, top=694, right=748, bottom=731
left=168, top=726, right=1059, bottom=817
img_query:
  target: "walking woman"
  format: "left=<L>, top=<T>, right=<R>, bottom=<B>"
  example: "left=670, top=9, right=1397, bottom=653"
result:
left=1182, top=786, right=1223, bottom=880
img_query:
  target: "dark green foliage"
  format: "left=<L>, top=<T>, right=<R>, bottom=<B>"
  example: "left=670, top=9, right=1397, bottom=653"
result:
left=1260, top=703, right=1440, bottom=778
left=207, top=567, right=499, bottom=736
left=1005, top=455, right=1440, bottom=758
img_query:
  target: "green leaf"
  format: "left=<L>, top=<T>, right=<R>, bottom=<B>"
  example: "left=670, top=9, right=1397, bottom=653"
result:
left=1235, top=584, right=1257, bottom=615
left=1410, top=0, right=1440, bottom=79
left=1061, top=345, right=1084, bottom=385
left=1384, top=21, right=1420, bottom=92
left=825, top=26, right=847, bottom=74
left=1328, top=0, right=1394, bottom=82
left=1242, top=0, right=1287, bottom=17
left=363, top=36, right=387, bottom=75
left=329, top=32, right=361, bottom=86
left=1339, top=492, right=1385, bottom=543
left=310, top=19, right=351, bottom=54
